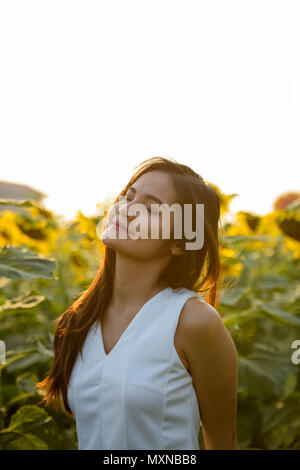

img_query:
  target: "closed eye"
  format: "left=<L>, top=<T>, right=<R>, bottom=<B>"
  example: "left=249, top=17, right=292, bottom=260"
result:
left=122, top=194, right=154, bottom=213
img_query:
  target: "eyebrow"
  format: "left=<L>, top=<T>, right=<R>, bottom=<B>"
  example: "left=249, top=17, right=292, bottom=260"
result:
left=126, top=185, right=163, bottom=205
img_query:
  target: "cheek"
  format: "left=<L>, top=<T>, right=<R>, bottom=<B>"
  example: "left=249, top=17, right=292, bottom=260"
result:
left=158, top=212, right=174, bottom=240
left=144, top=213, right=176, bottom=241
left=127, top=213, right=158, bottom=238
left=143, top=213, right=165, bottom=240
left=148, top=213, right=161, bottom=238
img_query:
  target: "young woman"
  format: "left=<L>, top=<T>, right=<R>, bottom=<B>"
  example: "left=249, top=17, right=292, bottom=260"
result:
left=37, top=156, right=238, bottom=450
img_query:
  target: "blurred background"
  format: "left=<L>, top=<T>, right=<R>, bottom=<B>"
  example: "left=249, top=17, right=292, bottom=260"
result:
left=1, top=0, right=300, bottom=221
left=0, top=0, right=300, bottom=451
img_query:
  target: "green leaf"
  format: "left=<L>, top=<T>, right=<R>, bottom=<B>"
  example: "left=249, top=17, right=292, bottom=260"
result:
left=4, top=392, right=38, bottom=409
left=0, top=294, right=45, bottom=314
left=282, top=373, right=298, bottom=399
left=0, top=199, right=36, bottom=208
left=236, top=413, right=255, bottom=449
left=260, top=400, right=300, bottom=449
left=16, top=371, right=39, bottom=393
left=0, top=245, right=56, bottom=280
left=0, top=431, right=48, bottom=449
left=239, top=357, right=276, bottom=399
left=259, top=304, right=300, bottom=327
left=221, top=234, right=270, bottom=244
left=0, top=351, right=34, bottom=372
left=4, top=405, right=51, bottom=434
left=5, top=352, right=50, bottom=373
left=222, top=309, right=254, bottom=326
left=238, top=349, right=295, bottom=400
left=256, top=274, right=290, bottom=291
left=220, top=286, right=248, bottom=307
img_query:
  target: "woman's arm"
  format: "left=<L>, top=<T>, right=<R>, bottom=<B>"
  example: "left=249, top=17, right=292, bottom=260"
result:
left=181, top=298, right=239, bottom=450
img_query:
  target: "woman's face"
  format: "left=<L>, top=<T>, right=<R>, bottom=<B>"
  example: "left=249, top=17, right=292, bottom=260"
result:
left=100, top=170, right=182, bottom=261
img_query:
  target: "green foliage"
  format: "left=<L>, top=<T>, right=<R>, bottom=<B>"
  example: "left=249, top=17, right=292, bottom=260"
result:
left=0, top=197, right=299, bottom=449
left=0, top=245, right=56, bottom=280
left=218, top=232, right=300, bottom=449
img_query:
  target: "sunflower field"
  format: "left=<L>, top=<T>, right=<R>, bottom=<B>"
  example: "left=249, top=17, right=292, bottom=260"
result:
left=0, top=191, right=299, bottom=450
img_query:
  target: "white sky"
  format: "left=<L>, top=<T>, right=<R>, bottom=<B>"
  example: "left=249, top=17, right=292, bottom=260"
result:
left=1, top=0, right=299, bottom=221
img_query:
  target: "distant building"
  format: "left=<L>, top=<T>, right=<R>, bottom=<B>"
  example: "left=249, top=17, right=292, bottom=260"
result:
left=0, top=181, right=46, bottom=214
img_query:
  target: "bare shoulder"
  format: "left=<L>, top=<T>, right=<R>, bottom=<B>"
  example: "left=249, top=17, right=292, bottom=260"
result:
left=181, top=296, right=224, bottom=336
left=180, top=296, right=238, bottom=359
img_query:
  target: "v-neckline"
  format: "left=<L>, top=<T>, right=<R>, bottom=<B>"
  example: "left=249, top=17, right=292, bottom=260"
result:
left=97, top=287, right=170, bottom=358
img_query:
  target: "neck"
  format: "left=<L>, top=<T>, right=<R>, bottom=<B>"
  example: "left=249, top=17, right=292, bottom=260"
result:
left=110, top=252, right=170, bottom=310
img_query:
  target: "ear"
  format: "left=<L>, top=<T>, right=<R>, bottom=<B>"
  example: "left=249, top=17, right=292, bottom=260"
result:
left=170, top=241, right=185, bottom=256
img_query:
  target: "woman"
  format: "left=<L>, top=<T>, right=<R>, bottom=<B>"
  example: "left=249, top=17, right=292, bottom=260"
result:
left=37, top=156, right=238, bottom=450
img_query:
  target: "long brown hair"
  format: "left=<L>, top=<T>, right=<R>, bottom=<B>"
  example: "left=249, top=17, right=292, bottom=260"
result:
left=36, top=156, right=221, bottom=416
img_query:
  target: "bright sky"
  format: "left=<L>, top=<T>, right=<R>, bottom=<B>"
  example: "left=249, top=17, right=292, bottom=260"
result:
left=1, top=0, right=299, bottom=221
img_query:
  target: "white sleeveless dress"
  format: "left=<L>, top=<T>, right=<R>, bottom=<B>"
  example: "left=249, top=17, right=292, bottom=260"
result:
left=67, top=286, right=205, bottom=450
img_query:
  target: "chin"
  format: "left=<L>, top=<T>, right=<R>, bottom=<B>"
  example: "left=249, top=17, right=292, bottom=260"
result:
left=100, top=228, right=129, bottom=248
